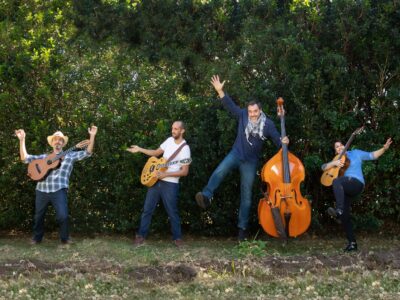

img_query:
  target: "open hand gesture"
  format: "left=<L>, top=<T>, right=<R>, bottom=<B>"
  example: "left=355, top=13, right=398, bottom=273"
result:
left=211, top=75, right=225, bottom=95
left=126, top=145, right=141, bottom=154
left=383, top=138, right=392, bottom=150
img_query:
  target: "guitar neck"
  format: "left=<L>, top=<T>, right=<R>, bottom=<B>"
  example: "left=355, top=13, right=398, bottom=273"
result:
left=338, top=134, right=356, bottom=159
left=159, top=160, right=180, bottom=169
left=51, top=145, right=87, bottom=163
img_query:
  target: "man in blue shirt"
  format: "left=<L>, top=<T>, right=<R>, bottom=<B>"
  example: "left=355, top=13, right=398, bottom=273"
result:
left=322, top=137, right=392, bottom=251
left=195, top=75, right=289, bottom=241
left=15, top=126, right=98, bottom=245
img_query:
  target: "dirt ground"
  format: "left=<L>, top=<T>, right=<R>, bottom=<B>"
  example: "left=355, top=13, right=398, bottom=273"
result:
left=1, top=247, right=399, bottom=284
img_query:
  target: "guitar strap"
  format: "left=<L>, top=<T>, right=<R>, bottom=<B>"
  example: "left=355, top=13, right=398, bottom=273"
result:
left=166, top=142, right=187, bottom=163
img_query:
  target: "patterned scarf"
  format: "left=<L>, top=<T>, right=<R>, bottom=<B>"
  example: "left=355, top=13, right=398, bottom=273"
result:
left=245, top=111, right=267, bottom=145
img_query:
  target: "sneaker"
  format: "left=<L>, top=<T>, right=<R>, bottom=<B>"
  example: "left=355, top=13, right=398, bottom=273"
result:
left=195, top=192, right=211, bottom=209
left=133, top=235, right=145, bottom=247
left=174, top=239, right=184, bottom=248
left=238, top=228, right=249, bottom=242
left=344, top=241, right=357, bottom=252
left=30, top=239, right=41, bottom=245
left=327, top=207, right=342, bottom=224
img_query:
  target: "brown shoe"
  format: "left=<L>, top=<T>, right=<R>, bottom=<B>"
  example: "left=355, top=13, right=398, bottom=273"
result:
left=61, top=239, right=73, bottom=245
left=174, top=239, right=184, bottom=248
left=195, top=192, right=211, bottom=209
left=133, top=235, right=145, bottom=247
left=30, top=239, right=41, bottom=245
left=59, top=239, right=74, bottom=248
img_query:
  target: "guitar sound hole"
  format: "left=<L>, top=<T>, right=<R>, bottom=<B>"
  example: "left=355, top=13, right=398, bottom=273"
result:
left=47, top=160, right=52, bottom=165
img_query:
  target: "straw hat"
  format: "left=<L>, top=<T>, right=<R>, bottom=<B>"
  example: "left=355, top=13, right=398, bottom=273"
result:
left=47, top=131, right=68, bottom=146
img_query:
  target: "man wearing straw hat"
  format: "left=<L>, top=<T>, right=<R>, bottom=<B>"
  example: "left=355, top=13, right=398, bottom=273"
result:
left=15, top=126, right=98, bottom=245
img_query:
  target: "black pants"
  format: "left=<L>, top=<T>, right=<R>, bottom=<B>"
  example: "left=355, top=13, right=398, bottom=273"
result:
left=332, top=176, right=364, bottom=243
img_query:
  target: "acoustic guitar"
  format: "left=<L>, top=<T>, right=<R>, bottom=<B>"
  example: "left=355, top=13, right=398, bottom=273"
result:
left=27, top=140, right=90, bottom=181
left=141, top=156, right=192, bottom=187
left=320, top=126, right=364, bottom=186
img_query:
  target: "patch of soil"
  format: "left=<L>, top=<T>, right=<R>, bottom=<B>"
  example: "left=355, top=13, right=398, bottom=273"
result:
left=192, top=248, right=400, bottom=276
left=125, top=264, right=197, bottom=283
left=0, top=259, right=64, bottom=277
left=0, top=259, right=197, bottom=284
left=1, top=248, right=399, bottom=283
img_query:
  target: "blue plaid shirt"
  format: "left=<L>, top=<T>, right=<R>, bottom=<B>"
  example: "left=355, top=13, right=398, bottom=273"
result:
left=25, top=150, right=91, bottom=193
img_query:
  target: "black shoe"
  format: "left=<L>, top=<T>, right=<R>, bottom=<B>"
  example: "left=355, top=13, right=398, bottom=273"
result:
left=195, top=192, right=211, bottom=209
left=238, top=228, right=249, bottom=242
left=30, top=239, right=41, bottom=245
left=344, top=241, right=357, bottom=252
left=327, top=207, right=342, bottom=224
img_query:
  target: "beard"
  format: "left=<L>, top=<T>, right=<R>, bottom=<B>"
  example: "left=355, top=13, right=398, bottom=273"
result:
left=173, top=133, right=182, bottom=140
left=53, top=144, right=63, bottom=152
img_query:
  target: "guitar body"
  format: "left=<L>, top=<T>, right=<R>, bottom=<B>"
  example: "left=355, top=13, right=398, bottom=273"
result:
left=320, top=154, right=346, bottom=186
left=27, top=153, right=61, bottom=181
left=141, top=156, right=168, bottom=187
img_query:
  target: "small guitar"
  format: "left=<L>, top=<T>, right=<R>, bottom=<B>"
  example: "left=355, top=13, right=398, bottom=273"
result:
left=27, top=140, right=90, bottom=181
left=320, top=126, right=364, bottom=186
left=141, top=156, right=192, bottom=187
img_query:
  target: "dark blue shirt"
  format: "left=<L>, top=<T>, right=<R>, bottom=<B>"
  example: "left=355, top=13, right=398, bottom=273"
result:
left=221, top=94, right=282, bottom=162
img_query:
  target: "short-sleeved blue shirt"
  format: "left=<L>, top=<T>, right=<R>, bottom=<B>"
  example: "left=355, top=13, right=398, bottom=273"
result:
left=344, top=149, right=375, bottom=184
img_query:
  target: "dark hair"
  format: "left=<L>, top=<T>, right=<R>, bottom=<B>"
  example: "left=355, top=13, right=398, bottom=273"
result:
left=247, top=100, right=262, bottom=110
left=334, top=141, right=342, bottom=147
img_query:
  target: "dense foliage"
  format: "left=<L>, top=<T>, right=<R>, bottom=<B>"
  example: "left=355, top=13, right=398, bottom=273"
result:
left=1, top=0, right=399, bottom=236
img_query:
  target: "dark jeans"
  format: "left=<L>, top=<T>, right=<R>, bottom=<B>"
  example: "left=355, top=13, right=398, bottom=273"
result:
left=201, top=150, right=258, bottom=230
left=33, top=188, right=69, bottom=242
left=137, top=180, right=181, bottom=240
left=332, top=176, right=364, bottom=243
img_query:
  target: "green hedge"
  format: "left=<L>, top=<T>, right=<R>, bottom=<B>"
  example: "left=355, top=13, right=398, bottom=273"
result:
left=1, top=0, right=399, bottom=235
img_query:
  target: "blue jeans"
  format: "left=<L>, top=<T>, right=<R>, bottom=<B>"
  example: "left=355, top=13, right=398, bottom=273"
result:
left=138, top=180, right=181, bottom=240
left=202, top=150, right=258, bottom=230
left=33, top=189, right=69, bottom=242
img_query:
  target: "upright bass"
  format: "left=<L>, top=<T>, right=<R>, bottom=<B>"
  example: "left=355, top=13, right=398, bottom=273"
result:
left=258, top=98, right=311, bottom=238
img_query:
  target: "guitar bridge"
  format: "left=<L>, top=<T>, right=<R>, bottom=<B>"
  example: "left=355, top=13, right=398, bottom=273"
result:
left=35, top=164, right=41, bottom=174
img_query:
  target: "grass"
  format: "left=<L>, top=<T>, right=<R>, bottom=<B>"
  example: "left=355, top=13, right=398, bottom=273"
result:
left=0, top=233, right=399, bottom=299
